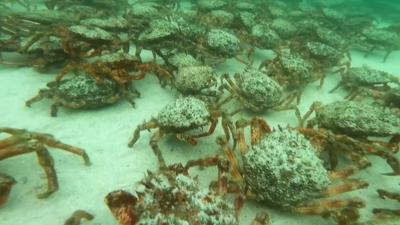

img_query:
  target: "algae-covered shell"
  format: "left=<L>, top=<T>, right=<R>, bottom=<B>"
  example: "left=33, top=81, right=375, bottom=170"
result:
left=68, top=25, right=114, bottom=41
left=279, top=51, right=313, bottom=81
left=251, top=24, right=281, bottom=48
left=315, top=101, right=400, bottom=136
left=169, top=53, right=201, bottom=69
left=108, top=172, right=238, bottom=225
left=80, top=16, right=128, bottom=29
left=270, top=18, right=297, bottom=38
left=175, top=66, right=216, bottom=93
left=157, top=97, right=210, bottom=130
left=243, top=129, right=330, bottom=207
left=238, top=69, right=283, bottom=109
left=343, top=65, right=399, bottom=85
left=197, top=0, right=227, bottom=11
left=51, top=74, right=120, bottom=108
left=138, top=19, right=178, bottom=42
left=305, top=42, right=342, bottom=62
left=206, top=29, right=240, bottom=57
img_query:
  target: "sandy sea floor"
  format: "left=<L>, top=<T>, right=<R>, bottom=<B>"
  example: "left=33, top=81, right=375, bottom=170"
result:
left=1, top=49, right=399, bottom=225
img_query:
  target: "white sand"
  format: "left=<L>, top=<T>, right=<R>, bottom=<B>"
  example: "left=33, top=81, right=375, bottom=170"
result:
left=1, top=49, right=399, bottom=225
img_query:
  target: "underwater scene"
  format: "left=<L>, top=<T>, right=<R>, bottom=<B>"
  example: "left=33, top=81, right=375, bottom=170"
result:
left=0, top=0, right=399, bottom=225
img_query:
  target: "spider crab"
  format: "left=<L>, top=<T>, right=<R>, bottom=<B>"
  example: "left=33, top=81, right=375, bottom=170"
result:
left=128, top=96, right=237, bottom=168
left=56, top=52, right=173, bottom=87
left=105, top=155, right=270, bottom=225
left=216, top=117, right=368, bottom=224
left=259, top=47, right=315, bottom=105
left=0, top=127, right=90, bottom=207
left=301, top=101, right=400, bottom=174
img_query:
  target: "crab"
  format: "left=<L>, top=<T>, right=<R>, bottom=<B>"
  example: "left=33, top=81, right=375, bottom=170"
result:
left=43, top=0, right=129, bottom=13
left=270, top=18, right=298, bottom=39
left=358, top=27, right=400, bottom=62
left=220, top=68, right=302, bottom=124
left=291, top=41, right=351, bottom=86
left=0, top=10, right=77, bottom=69
left=330, top=65, right=400, bottom=100
left=25, top=71, right=139, bottom=117
left=128, top=96, right=237, bottom=168
left=173, top=65, right=220, bottom=100
left=259, top=48, right=315, bottom=104
left=0, top=127, right=90, bottom=206
left=134, top=17, right=208, bottom=64
left=376, top=87, right=400, bottom=114
left=373, top=186, right=400, bottom=217
left=216, top=117, right=368, bottom=224
left=105, top=156, right=270, bottom=225
left=206, top=28, right=248, bottom=64
left=1, top=10, right=124, bottom=68
left=57, top=52, right=173, bottom=87
left=301, top=100, right=400, bottom=174
left=198, top=10, right=235, bottom=28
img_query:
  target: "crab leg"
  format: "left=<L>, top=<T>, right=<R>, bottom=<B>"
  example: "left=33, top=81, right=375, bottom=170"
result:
left=175, top=133, right=197, bottom=145
left=189, top=118, right=218, bottom=138
left=128, top=119, right=158, bottom=147
left=294, top=198, right=365, bottom=215
left=235, top=117, right=272, bottom=154
left=216, top=137, right=243, bottom=183
left=0, top=172, right=16, bottom=207
left=373, top=188, right=400, bottom=216
left=30, top=131, right=90, bottom=165
left=64, top=210, right=94, bottom=225
left=184, top=156, right=229, bottom=195
left=35, top=143, right=59, bottom=198
left=0, top=141, right=59, bottom=198
left=149, top=129, right=167, bottom=169
left=322, top=179, right=368, bottom=197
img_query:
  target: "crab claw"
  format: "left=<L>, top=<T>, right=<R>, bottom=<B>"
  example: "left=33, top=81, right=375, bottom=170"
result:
left=105, top=190, right=137, bottom=225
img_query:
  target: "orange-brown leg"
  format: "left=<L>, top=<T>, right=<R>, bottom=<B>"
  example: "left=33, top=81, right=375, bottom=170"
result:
left=294, top=198, right=365, bottom=215
left=373, top=189, right=400, bottom=216
left=64, top=210, right=94, bottom=225
left=334, top=134, right=400, bottom=175
left=364, top=145, right=400, bottom=175
left=149, top=129, right=167, bottom=169
left=322, top=180, right=368, bottom=197
left=216, top=137, right=243, bottom=183
left=34, top=142, right=59, bottom=198
left=0, top=141, right=59, bottom=198
left=128, top=119, right=158, bottom=148
left=175, top=133, right=197, bottom=145
left=323, top=207, right=361, bottom=225
left=389, top=135, right=400, bottom=153
left=184, top=156, right=229, bottom=195
left=24, top=131, right=90, bottom=166
left=329, top=162, right=371, bottom=180
left=0, top=134, right=25, bottom=149
left=0, top=172, right=16, bottom=207
left=235, top=117, right=271, bottom=152
left=190, top=118, right=218, bottom=138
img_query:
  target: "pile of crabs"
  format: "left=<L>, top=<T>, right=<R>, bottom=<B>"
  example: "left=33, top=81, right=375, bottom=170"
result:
left=0, top=0, right=399, bottom=225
